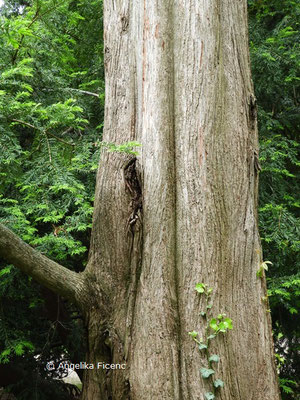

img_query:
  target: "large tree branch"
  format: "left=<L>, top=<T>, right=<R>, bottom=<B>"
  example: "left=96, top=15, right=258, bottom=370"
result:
left=0, top=224, right=87, bottom=308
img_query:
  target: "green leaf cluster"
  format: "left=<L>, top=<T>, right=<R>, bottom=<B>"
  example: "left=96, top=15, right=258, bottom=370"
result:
left=188, top=284, right=230, bottom=399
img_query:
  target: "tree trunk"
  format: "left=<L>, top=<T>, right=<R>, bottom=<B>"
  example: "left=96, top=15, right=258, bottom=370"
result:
left=0, top=1, right=281, bottom=399
left=83, top=0, right=281, bottom=399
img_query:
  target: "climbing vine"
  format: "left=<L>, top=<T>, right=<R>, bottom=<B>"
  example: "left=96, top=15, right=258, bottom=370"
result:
left=189, top=283, right=233, bottom=400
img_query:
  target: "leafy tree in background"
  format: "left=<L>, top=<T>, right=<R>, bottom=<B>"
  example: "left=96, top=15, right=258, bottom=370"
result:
left=249, top=1, right=299, bottom=397
left=0, top=0, right=103, bottom=398
left=0, top=0, right=298, bottom=399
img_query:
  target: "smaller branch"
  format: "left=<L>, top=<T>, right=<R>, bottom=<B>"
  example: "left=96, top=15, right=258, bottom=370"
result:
left=12, top=7, right=40, bottom=65
left=45, top=130, right=75, bottom=146
left=12, top=1, right=67, bottom=64
left=61, top=127, right=73, bottom=136
left=11, top=119, right=35, bottom=130
left=43, top=87, right=100, bottom=98
left=11, top=119, right=75, bottom=147
left=66, top=88, right=100, bottom=98
left=44, top=132, right=52, bottom=163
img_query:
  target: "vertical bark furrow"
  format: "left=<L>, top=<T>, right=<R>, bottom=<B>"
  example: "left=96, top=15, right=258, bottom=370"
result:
left=129, top=2, right=182, bottom=398
left=171, top=1, right=184, bottom=398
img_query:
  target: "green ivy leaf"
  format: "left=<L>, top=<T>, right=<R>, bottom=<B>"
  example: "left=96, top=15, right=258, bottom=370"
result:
left=218, top=322, right=227, bottom=332
left=256, top=267, right=264, bottom=278
left=198, top=343, right=207, bottom=350
left=214, top=379, right=224, bottom=388
left=209, top=318, right=219, bottom=331
left=257, top=261, right=272, bottom=277
left=223, top=318, right=233, bottom=330
left=209, top=354, right=220, bottom=363
left=207, top=334, right=216, bottom=341
left=188, top=331, right=198, bottom=338
left=195, top=283, right=206, bottom=293
left=204, top=393, right=215, bottom=400
left=200, top=368, right=215, bottom=379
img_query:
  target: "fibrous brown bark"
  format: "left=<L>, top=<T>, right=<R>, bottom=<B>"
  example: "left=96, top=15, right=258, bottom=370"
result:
left=84, top=0, right=281, bottom=399
left=0, top=1, right=281, bottom=399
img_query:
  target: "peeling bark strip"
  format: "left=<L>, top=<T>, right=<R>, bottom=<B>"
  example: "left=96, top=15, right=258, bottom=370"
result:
left=249, top=94, right=257, bottom=120
left=254, top=149, right=261, bottom=174
left=249, top=93, right=258, bottom=130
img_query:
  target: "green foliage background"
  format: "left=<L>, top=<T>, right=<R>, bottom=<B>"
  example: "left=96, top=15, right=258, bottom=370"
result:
left=0, top=1, right=103, bottom=398
left=249, top=1, right=299, bottom=397
left=0, top=0, right=298, bottom=398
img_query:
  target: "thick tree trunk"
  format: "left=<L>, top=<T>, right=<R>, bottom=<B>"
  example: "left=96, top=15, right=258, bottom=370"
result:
left=83, top=1, right=281, bottom=399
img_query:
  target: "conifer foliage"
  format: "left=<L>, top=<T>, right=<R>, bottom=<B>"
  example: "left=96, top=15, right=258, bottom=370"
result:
left=249, top=1, right=299, bottom=397
left=0, top=1, right=103, bottom=398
